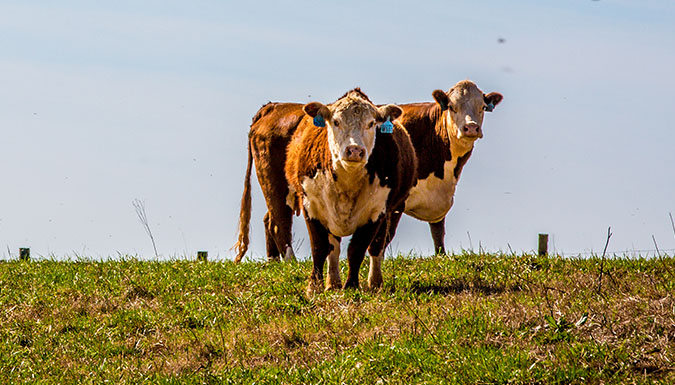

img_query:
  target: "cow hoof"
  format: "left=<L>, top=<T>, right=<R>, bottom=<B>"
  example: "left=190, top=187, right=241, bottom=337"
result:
left=368, top=278, right=383, bottom=291
left=343, top=280, right=360, bottom=290
left=325, top=279, right=342, bottom=291
left=306, top=278, right=324, bottom=297
left=367, top=285, right=383, bottom=292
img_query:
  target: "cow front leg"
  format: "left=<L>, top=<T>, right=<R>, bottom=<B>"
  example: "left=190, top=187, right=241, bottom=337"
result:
left=325, top=235, right=342, bottom=290
left=304, top=217, right=333, bottom=296
left=429, top=217, right=446, bottom=255
left=344, top=218, right=383, bottom=290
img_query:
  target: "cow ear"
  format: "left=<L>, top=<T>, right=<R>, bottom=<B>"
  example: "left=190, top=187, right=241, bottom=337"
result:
left=303, top=102, right=332, bottom=127
left=483, top=92, right=503, bottom=111
left=377, top=104, right=403, bottom=122
left=432, top=89, right=450, bottom=111
left=303, top=102, right=328, bottom=118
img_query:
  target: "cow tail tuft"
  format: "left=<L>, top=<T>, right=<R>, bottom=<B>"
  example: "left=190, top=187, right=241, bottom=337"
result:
left=233, top=138, right=253, bottom=263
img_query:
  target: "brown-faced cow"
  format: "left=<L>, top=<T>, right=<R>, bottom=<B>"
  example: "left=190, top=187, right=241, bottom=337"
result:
left=285, top=89, right=416, bottom=294
left=372, top=80, right=503, bottom=254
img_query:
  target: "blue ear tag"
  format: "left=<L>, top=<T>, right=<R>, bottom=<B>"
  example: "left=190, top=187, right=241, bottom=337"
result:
left=380, top=117, right=394, bottom=134
left=485, top=103, right=495, bottom=112
left=313, top=114, right=326, bottom=128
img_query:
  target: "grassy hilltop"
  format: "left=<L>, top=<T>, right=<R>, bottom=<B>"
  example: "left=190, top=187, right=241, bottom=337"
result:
left=0, top=253, right=673, bottom=384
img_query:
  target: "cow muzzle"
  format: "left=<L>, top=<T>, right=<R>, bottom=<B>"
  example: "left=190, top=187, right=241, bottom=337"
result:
left=461, top=122, right=482, bottom=138
left=344, top=145, right=366, bottom=162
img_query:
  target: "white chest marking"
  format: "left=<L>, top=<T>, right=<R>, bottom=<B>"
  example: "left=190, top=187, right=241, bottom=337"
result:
left=301, top=169, right=390, bottom=237
left=404, top=160, right=458, bottom=223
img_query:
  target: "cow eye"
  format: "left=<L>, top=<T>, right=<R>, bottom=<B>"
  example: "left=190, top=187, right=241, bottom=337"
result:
left=333, top=120, right=340, bottom=127
left=368, top=121, right=375, bottom=128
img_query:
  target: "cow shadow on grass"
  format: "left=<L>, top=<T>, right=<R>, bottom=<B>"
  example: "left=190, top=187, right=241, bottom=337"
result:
left=405, top=277, right=522, bottom=296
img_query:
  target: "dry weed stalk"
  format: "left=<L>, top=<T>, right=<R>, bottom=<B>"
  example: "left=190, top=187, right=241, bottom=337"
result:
left=652, top=234, right=674, bottom=279
left=133, top=199, right=158, bottom=258
left=596, top=227, right=613, bottom=296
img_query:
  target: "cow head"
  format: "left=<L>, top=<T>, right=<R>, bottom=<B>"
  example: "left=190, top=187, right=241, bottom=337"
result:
left=304, top=89, right=402, bottom=168
left=432, top=80, right=503, bottom=142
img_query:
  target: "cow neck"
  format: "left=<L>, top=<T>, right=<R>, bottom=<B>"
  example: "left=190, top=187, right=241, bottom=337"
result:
left=332, top=160, right=369, bottom=197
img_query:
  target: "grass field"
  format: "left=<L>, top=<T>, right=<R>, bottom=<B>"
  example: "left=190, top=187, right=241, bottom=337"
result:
left=1, top=252, right=673, bottom=384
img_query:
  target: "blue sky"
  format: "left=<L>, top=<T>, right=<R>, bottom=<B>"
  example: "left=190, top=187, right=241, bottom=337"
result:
left=1, top=1, right=674, bottom=259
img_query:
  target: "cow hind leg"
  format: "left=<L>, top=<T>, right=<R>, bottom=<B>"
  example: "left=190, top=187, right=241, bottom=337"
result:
left=252, top=136, right=296, bottom=262
left=273, top=207, right=296, bottom=262
left=264, top=207, right=296, bottom=263
left=263, top=212, right=281, bottom=262
left=368, top=208, right=404, bottom=258
left=368, top=253, right=384, bottom=290
left=429, top=217, right=446, bottom=255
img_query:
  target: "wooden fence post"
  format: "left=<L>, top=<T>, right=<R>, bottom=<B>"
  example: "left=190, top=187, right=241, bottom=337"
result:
left=538, top=234, right=549, bottom=256
left=19, top=248, right=30, bottom=261
left=197, top=251, right=208, bottom=262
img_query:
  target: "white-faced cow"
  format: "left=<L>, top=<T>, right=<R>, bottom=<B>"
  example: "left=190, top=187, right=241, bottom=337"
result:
left=369, top=80, right=503, bottom=255
left=285, top=89, right=416, bottom=294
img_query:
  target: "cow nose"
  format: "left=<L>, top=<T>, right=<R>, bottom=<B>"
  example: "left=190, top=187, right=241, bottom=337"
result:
left=463, top=122, right=481, bottom=136
left=344, top=145, right=366, bottom=162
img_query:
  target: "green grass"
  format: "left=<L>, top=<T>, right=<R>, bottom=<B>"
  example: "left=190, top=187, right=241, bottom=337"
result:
left=0, top=253, right=673, bottom=384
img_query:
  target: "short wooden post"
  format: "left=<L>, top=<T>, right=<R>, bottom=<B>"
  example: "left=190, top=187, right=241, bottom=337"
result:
left=538, top=234, right=549, bottom=256
left=19, top=248, right=30, bottom=261
left=197, top=251, right=208, bottom=262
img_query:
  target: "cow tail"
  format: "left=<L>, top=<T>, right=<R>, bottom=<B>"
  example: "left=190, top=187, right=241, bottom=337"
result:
left=233, top=138, right=253, bottom=263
